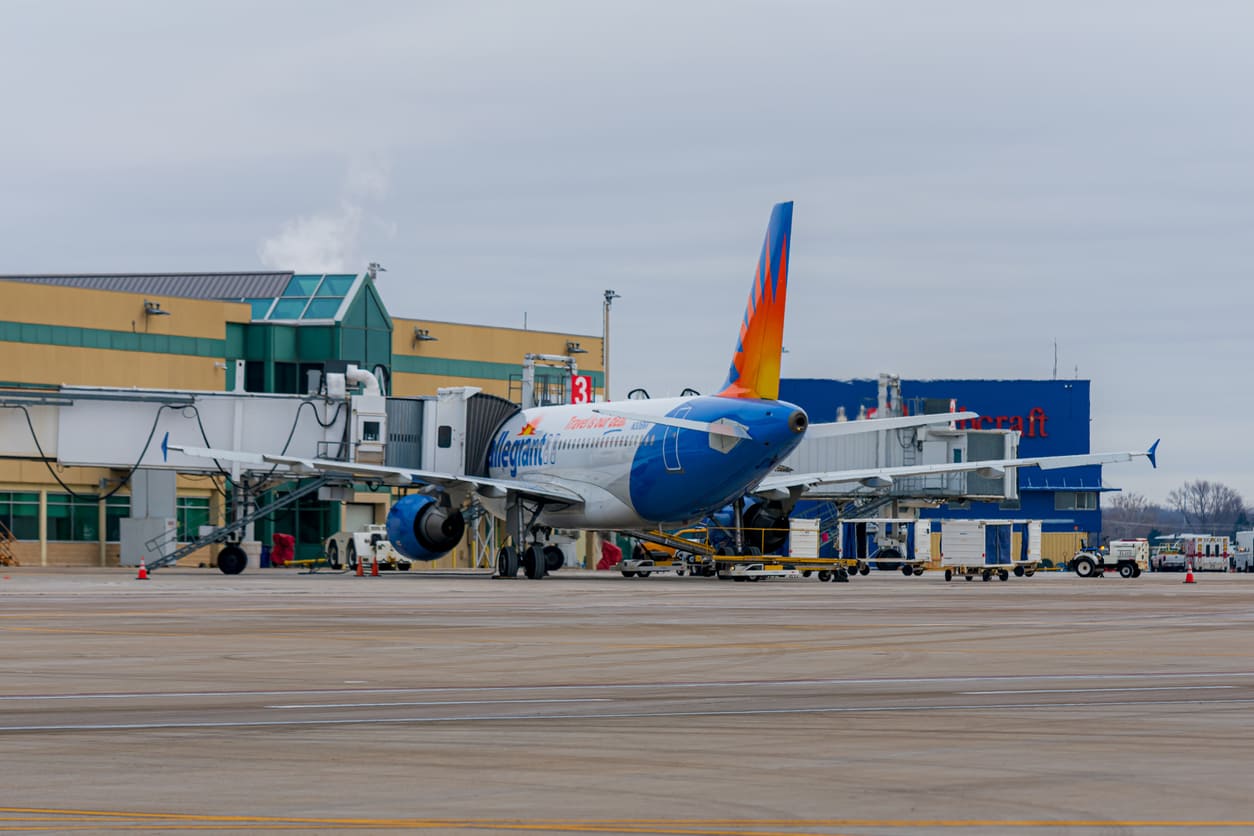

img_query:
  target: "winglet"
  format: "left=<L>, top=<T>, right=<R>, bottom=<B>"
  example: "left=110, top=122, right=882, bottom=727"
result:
left=1147, top=438, right=1160, bottom=469
left=161, top=432, right=169, bottom=463
left=718, top=201, right=793, bottom=401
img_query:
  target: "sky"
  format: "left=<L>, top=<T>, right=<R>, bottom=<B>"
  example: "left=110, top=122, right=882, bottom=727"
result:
left=2, top=0, right=1251, bottom=504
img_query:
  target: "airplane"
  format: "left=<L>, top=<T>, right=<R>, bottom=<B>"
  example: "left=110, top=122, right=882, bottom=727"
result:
left=167, top=201, right=1158, bottom=578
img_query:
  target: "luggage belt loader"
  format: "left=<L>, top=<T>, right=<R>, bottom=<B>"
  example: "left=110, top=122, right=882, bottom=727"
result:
left=623, top=521, right=864, bottom=582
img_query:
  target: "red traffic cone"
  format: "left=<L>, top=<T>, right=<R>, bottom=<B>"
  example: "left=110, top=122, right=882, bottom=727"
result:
left=136, top=557, right=148, bottom=580
left=1183, top=561, right=1196, bottom=584
left=370, top=554, right=379, bottom=577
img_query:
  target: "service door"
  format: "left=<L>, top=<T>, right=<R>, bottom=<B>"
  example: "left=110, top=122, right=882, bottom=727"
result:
left=915, top=521, right=931, bottom=562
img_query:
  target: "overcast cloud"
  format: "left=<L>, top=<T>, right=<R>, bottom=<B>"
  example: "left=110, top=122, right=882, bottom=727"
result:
left=2, top=0, right=1251, bottom=503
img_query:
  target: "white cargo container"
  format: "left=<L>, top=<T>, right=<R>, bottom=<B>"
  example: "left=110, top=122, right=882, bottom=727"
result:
left=940, top=519, right=1042, bottom=582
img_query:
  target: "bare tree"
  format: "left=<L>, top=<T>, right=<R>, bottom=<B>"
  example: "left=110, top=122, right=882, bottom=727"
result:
left=1165, top=480, right=1247, bottom=534
left=1103, top=491, right=1160, bottom=541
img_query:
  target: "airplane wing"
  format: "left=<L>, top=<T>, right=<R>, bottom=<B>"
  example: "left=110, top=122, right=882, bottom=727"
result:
left=805, top=412, right=979, bottom=438
left=164, top=441, right=585, bottom=505
left=755, top=440, right=1160, bottom=495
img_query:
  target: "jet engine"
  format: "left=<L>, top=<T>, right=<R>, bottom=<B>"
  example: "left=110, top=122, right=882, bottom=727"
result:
left=385, top=494, right=466, bottom=562
left=741, top=499, right=791, bottom=554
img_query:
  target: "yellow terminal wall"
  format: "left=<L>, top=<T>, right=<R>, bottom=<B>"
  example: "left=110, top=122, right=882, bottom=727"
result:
left=392, top=317, right=603, bottom=400
left=0, top=282, right=249, bottom=390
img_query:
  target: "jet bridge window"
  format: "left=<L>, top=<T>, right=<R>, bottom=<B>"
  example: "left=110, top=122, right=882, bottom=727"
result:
left=437, top=425, right=453, bottom=448
left=362, top=421, right=380, bottom=442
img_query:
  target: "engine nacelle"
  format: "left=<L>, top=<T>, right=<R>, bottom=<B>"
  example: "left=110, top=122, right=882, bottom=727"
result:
left=385, top=494, right=466, bottom=562
left=741, top=500, right=790, bottom=553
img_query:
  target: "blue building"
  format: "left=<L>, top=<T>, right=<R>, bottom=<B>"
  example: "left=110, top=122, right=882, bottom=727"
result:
left=780, top=378, right=1104, bottom=558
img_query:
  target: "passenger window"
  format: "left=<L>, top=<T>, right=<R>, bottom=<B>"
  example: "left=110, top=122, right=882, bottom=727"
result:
left=437, top=425, right=452, bottom=448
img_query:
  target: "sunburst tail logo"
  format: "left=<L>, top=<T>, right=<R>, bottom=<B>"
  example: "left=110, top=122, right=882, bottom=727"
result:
left=718, top=201, right=792, bottom=401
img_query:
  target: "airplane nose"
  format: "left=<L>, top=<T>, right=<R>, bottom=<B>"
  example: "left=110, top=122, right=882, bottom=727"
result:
left=789, top=409, right=808, bottom=434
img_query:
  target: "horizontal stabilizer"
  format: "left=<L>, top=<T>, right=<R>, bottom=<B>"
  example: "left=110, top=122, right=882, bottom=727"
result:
left=591, top=408, right=751, bottom=440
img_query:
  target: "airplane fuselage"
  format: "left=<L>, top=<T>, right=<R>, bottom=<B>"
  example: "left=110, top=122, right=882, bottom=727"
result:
left=482, top=395, right=808, bottom=529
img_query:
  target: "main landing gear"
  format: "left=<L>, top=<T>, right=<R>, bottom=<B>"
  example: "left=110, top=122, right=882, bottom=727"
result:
left=496, top=543, right=565, bottom=579
left=494, top=496, right=565, bottom=580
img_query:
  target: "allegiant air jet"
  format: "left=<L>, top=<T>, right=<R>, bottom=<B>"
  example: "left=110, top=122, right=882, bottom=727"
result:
left=169, top=202, right=1157, bottom=578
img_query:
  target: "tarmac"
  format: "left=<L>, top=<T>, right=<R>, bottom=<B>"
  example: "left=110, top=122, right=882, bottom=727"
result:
left=2, top=567, right=1253, bottom=835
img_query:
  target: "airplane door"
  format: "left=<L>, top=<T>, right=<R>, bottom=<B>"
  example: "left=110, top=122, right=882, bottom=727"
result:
left=663, top=406, right=691, bottom=472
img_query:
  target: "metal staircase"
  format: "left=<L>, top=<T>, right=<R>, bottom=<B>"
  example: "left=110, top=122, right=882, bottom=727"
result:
left=144, top=475, right=333, bottom=571
left=0, top=519, right=18, bottom=566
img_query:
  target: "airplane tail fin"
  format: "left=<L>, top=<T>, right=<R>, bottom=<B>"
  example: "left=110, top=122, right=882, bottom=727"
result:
left=717, top=201, right=793, bottom=401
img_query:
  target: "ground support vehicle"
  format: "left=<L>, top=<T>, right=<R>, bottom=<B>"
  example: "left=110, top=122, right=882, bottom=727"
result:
left=620, top=554, right=688, bottom=578
left=720, top=562, right=803, bottom=581
left=840, top=519, right=931, bottom=577
left=623, top=528, right=718, bottom=577
left=325, top=524, right=412, bottom=571
left=940, top=520, right=1042, bottom=582
left=1150, top=535, right=1231, bottom=572
left=1070, top=538, right=1148, bottom=578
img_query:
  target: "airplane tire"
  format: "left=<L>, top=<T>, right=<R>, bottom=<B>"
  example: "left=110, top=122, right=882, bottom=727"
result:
left=496, top=546, right=519, bottom=578
left=523, top=545, right=545, bottom=579
left=543, top=545, right=565, bottom=572
left=217, top=545, right=247, bottom=575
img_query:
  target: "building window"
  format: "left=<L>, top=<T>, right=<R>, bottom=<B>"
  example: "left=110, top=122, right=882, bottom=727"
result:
left=105, top=495, right=129, bottom=542
left=1055, top=491, right=1097, bottom=511
left=46, top=494, right=102, bottom=541
left=177, top=497, right=211, bottom=541
left=0, top=492, right=40, bottom=540
left=244, top=361, right=266, bottom=393
left=999, top=498, right=1021, bottom=511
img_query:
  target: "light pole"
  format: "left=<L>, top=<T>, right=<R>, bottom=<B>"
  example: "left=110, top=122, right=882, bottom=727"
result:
left=602, top=289, right=620, bottom=401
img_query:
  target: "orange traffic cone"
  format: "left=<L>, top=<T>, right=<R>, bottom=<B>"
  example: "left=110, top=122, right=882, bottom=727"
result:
left=1184, top=561, right=1196, bottom=584
left=355, top=557, right=364, bottom=577
left=136, top=557, right=148, bottom=580
left=370, top=554, right=379, bottom=577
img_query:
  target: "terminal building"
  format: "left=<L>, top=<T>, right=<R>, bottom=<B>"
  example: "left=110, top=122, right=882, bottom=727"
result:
left=780, top=377, right=1105, bottom=562
left=0, top=272, right=603, bottom=567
